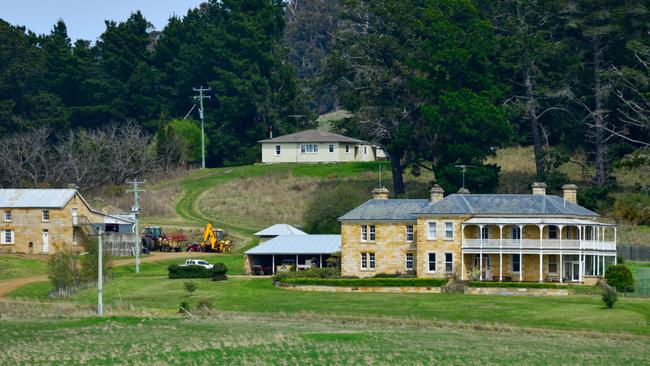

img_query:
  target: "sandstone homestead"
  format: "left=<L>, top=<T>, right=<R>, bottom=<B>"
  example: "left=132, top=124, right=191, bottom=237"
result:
left=339, top=183, right=617, bottom=283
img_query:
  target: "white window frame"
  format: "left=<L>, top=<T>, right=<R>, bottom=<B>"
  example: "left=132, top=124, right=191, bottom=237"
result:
left=300, top=144, right=319, bottom=154
left=361, top=253, right=368, bottom=269
left=4, top=210, right=11, bottom=222
left=328, top=144, right=334, bottom=153
left=368, top=252, right=375, bottom=269
left=444, top=222, right=454, bottom=240
left=2, top=229, right=14, bottom=244
left=345, top=144, right=350, bottom=153
left=406, top=225, right=414, bottom=242
left=361, top=225, right=368, bottom=241
left=511, top=254, right=521, bottom=273
left=275, top=145, right=281, bottom=156
left=405, top=252, right=414, bottom=271
left=42, top=210, right=50, bottom=222
left=369, top=225, right=376, bottom=241
left=445, top=253, right=454, bottom=272
left=481, top=226, right=489, bottom=240
left=427, top=221, right=437, bottom=240
left=427, top=252, right=436, bottom=273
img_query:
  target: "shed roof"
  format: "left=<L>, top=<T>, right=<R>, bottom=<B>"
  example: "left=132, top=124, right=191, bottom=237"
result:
left=254, top=224, right=307, bottom=237
left=416, top=194, right=598, bottom=217
left=0, top=189, right=77, bottom=208
left=338, top=199, right=430, bottom=221
left=259, top=129, right=366, bottom=144
left=244, top=234, right=341, bottom=255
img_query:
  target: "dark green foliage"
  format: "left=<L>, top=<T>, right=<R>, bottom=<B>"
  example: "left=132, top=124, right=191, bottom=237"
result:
left=303, top=183, right=373, bottom=234
left=468, top=281, right=564, bottom=289
left=578, top=187, right=615, bottom=213
left=168, top=263, right=228, bottom=279
left=602, top=286, right=618, bottom=309
left=179, top=301, right=191, bottom=313
left=613, top=194, right=650, bottom=225
left=373, top=272, right=416, bottom=278
left=281, top=277, right=448, bottom=287
left=605, top=265, right=635, bottom=292
left=274, top=267, right=340, bottom=282
left=184, top=281, right=198, bottom=296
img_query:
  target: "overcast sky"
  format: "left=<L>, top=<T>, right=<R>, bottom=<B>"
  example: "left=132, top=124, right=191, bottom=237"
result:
left=1, top=0, right=203, bottom=41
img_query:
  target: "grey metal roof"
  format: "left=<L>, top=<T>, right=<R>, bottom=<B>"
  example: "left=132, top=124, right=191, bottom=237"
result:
left=417, top=194, right=598, bottom=217
left=245, top=234, right=341, bottom=255
left=338, top=199, right=430, bottom=221
left=259, top=129, right=366, bottom=144
left=0, top=189, right=77, bottom=208
left=254, top=224, right=307, bottom=237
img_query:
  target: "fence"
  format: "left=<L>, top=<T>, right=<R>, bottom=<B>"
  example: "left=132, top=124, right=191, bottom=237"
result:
left=106, top=241, right=135, bottom=257
left=617, top=244, right=650, bottom=262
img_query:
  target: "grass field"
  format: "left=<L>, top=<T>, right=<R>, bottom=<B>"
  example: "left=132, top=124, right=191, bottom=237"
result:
left=0, top=256, right=47, bottom=281
left=0, top=312, right=648, bottom=365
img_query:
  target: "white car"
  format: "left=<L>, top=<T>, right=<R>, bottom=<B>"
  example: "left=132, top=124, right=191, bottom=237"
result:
left=181, top=259, right=213, bottom=269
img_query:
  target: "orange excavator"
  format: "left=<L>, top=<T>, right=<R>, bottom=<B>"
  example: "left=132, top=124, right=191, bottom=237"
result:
left=199, top=223, right=233, bottom=252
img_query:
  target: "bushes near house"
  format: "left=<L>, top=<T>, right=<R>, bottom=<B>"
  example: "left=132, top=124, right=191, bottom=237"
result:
left=467, top=281, right=565, bottom=289
left=273, top=267, right=339, bottom=282
left=373, top=272, right=416, bottom=278
left=280, top=278, right=448, bottom=287
left=168, top=263, right=228, bottom=280
left=605, top=264, right=635, bottom=292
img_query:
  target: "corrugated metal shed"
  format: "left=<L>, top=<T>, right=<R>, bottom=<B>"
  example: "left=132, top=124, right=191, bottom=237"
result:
left=416, top=194, right=598, bottom=217
left=259, top=129, right=365, bottom=144
left=0, top=189, right=77, bottom=208
left=245, top=235, right=341, bottom=255
left=254, top=224, right=307, bottom=237
left=338, top=199, right=430, bottom=221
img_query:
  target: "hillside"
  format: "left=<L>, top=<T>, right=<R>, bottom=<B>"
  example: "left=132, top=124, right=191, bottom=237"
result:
left=92, top=146, right=649, bottom=248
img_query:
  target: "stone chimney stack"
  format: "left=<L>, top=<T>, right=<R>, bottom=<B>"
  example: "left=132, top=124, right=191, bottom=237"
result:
left=372, top=187, right=389, bottom=200
left=531, top=182, right=547, bottom=195
left=430, top=184, right=444, bottom=203
left=562, top=184, right=578, bottom=204
left=457, top=187, right=470, bottom=194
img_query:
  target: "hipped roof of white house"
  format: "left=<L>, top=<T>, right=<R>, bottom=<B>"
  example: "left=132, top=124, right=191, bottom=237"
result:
left=245, top=234, right=341, bottom=255
left=259, top=129, right=366, bottom=144
left=254, top=224, right=307, bottom=237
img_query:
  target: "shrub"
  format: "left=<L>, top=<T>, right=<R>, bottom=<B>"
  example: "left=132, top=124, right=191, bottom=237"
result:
left=48, top=247, right=81, bottom=297
left=280, top=277, right=448, bottom=287
left=602, top=286, right=618, bottom=309
left=168, top=263, right=228, bottom=279
left=616, top=256, right=625, bottom=264
left=197, top=299, right=213, bottom=310
left=613, top=194, right=650, bottom=225
left=373, top=272, right=416, bottom=278
left=184, top=281, right=197, bottom=296
left=605, top=264, right=635, bottom=292
left=179, top=301, right=191, bottom=313
left=273, top=267, right=339, bottom=282
left=468, top=282, right=562, bottom=289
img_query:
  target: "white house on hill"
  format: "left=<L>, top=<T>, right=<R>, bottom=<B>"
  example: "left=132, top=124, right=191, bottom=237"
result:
left=259, top=129, right=385, bottom=163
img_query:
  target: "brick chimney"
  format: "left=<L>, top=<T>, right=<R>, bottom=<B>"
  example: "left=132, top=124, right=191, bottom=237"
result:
left=562, top=184, right=578, bottom=204
left=430, top=185, right=444, bottom=203
left=531, top=182, right=547, bottom=195
left=372, top=187, right=389, bottom=200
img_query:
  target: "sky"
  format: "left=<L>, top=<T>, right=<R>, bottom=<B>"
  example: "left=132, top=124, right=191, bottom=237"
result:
left=0, top=0, right=203, bottom=41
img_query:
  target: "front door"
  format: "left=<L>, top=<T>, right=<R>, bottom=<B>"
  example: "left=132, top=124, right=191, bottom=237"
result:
left=42, top=230, right=49, bottom=253
left=571, top=262, right=580, bottom=282
left=474, top=255, right=492, bottom=280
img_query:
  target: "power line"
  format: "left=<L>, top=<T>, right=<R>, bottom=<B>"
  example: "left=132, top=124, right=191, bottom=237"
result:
left=193, top=86, right=211, bottom=169
left=126, top=179, right=146, bottom=274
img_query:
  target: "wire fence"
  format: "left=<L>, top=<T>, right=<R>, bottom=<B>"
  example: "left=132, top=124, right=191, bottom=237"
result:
left=106, top=241, right=135, bottom=257
left=617, top=244, right=650, bottom=262
left=623, top=265, right=650, bottom=297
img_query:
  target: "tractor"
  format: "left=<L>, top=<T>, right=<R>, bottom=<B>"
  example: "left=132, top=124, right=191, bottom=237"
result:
left=198, top=223, right=233, bottom=252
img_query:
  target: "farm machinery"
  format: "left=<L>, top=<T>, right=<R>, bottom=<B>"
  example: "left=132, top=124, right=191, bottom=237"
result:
left=141, top=226, right=187, bottom=252
left=190, top=223, right=233, bottom=253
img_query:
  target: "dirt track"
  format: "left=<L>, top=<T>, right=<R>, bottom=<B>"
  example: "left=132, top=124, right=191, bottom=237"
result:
left=0, top=251, right=213, bottom=298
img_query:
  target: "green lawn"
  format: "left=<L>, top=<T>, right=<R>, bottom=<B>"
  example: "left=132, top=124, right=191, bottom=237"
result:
left=627, top=262, right=650, bottom=297
left=0, top=256, right=47, bottom=280
left=0, top=313, right=648, bottom=365
left=11, top=273, right=650, bottom=335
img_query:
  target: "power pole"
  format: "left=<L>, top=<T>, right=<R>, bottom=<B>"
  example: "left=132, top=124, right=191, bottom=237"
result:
left=454, top=164, right=475, bottom=190
left=97, top=228, right=104, bottom=317
left=193, top=86, right=211, bottom=169
left=126, top=179, right=146, bottom=274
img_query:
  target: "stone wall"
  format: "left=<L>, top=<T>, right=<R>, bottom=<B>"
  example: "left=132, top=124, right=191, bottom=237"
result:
left=464, top=286, right=569, bottom=296
left=276, top=281, right=443, bottom=293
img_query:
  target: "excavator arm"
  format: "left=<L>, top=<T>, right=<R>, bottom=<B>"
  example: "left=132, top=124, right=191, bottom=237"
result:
left=201, top=223, right=217, bottom=250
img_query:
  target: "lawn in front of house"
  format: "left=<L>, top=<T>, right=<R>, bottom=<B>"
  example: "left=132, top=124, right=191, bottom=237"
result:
left=0, top=312, right=648, bottom=365
left=10, top=273, right=650, bottom=335
left=0, top=256, right=48, bottom=280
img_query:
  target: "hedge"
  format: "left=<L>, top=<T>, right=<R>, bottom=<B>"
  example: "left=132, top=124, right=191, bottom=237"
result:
left=280, top=277, right=448, bottom=287
left=467, top=281, right=564, bottom=289
left=168, top=263, right=228, bottom=280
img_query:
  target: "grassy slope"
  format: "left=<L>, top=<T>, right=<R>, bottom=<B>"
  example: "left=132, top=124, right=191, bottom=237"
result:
left=0, top=314, right=648, bottom=365
left=0, top=257, right=47, bottom=281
